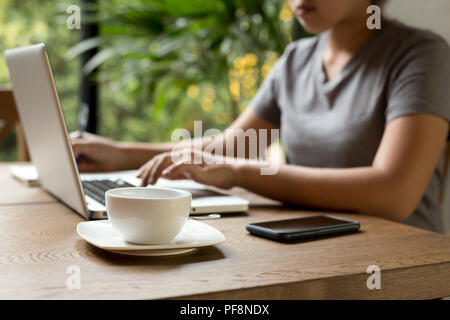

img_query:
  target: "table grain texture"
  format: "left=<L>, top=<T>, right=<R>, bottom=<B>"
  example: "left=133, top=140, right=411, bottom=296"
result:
left=0, top=163, right=449, bottom=299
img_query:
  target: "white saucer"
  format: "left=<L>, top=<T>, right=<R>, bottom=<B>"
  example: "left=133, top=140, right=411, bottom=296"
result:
left=108, top=248, right=198, bottom=256
left=76, top=219, right=226, bottom=256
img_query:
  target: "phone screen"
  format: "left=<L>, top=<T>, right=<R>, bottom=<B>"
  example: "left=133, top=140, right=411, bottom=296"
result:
left=252, top=216, right=355, bottom=233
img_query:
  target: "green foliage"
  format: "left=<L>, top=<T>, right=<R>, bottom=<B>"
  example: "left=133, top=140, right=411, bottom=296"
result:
left=70, top=0, right=296, bottom=142
left=1, top=0, right=298, bottom=161
left=0, top=0, right=81, bottom=161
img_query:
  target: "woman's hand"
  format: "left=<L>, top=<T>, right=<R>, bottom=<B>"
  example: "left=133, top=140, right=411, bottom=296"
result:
left=70, top=131, right=127, bottom=172
left=137, top=149, right=238, bottom=189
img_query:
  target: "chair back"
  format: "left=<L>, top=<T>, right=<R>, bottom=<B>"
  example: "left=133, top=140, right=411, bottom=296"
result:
left=0, top=88, right=18, bottom=142
left=0, top=87, right=30, bottom=161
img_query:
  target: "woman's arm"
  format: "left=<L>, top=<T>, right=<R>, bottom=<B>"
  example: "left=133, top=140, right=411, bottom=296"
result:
left=70, top=132, right=173, bottom=172
left=71, top=108, right=276, bottom=172
left=202, top=107, right=279, bottom=159
left=137, top=109, right=278, bottom=184
left=162, top=114, right=449, bottom=222
left=235, top=114, right=449, bottom=221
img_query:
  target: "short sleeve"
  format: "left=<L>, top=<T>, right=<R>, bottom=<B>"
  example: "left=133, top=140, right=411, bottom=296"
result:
left=385, top=36, right=450, bottom=131
left=250, top=65, right=281, bottom=126
left=250, top=43, right=296, bottom=126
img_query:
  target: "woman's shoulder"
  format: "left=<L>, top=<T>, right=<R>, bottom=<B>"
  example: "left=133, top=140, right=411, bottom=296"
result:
left=276, top=35, right=321, bottom=71
left=282, top=35, right=321, bottom=57
left=376, top=19, right=450, bottom=82
left=383, top=20, right=450, bottom=125
left=385, top=19, right=450, bottom=56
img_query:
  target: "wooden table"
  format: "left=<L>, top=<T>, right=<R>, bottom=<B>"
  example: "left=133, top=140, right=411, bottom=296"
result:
left=0, top=164, right=54, bottom=205
left=0, top=163, right=449, bottom=299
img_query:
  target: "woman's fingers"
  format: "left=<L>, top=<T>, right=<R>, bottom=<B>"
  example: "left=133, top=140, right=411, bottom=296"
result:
left=137, top=150, right=221, bottom=186
left=148, top=155, right=169, bottom=185
left=138, top=159, right=156, bottom=186
left=137, top=153, right=161, bottom=178
left=163, top=172, right=189, bottom=180
left=162, top=157, right=236, bottom=189
left=71, top=137, right=103, bottom=159
left=70, top=132, right=126, bottom=173
left=138, top=150, right=190, bottom=186
left=162, top=162, right=202, bottom=182
left=71, top=139, right=99, bottom=172
left=138, top=154, right=171, bottom=186
left=71, top=139, right=91, bottom=157
left=77, top=160, right=98, bottom=173
left=137, top=160, right=151, bottom=178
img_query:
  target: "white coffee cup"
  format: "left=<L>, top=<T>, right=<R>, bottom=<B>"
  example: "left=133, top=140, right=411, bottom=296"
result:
left=105, top=187, right=191, bottom=245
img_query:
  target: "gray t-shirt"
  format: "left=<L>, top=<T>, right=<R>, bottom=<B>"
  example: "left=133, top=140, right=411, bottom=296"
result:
left=251, top=19, right=450, bottom=233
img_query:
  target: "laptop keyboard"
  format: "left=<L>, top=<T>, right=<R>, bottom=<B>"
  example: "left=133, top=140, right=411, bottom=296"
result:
left=82, top=179, right=135, bottom=205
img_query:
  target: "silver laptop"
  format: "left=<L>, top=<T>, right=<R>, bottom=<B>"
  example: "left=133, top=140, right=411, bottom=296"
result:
left=5, top=43, right=249, bottom=220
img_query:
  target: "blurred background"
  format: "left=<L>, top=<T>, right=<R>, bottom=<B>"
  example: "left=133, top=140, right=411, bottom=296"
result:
left=0, top=0, right=305, bottom=161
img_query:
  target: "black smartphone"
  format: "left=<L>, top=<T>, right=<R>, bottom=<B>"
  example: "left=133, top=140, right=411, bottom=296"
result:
left=246, top=215, right=360, bottom=242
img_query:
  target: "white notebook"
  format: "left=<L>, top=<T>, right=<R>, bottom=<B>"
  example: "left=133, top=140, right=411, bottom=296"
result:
left=9, top=164, right=40, bottom=186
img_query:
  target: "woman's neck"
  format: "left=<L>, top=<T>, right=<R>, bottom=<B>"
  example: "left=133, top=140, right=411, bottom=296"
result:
left=322, top=11, right=377, bottom=81
left=327, top=17, right=376, bottom=55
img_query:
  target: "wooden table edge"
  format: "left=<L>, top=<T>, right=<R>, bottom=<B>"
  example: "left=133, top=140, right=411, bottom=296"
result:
left=171, top=261, right=450, bottom=300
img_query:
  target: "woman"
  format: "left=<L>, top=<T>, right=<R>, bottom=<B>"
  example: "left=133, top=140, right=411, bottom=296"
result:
left=72, top=0, right=450, bottom=233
